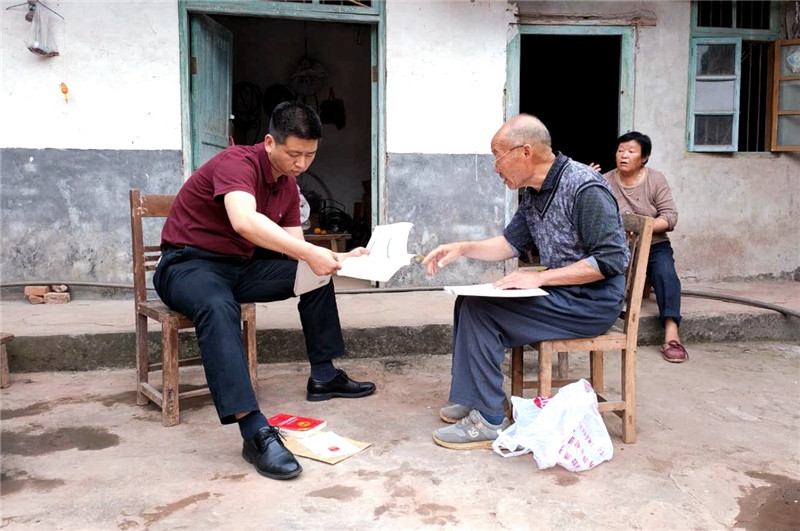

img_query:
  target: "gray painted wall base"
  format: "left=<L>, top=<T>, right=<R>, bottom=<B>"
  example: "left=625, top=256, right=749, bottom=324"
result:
left=385, top=152, right=511, bottom=287
left=1, top=148, right=183, bottom=285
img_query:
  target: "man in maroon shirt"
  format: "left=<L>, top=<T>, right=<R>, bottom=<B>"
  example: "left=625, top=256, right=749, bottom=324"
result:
left=154, top=102, right=375, bottom=480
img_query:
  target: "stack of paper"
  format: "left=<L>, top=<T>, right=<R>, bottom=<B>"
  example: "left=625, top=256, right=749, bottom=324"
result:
left=337, top=222, right=417, bottom=282
left=444, top=283, right=548, bottom=297
left=283, top=431, right=371, bottom=465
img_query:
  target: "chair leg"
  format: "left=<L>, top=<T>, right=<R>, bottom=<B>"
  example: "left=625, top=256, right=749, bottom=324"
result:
left=510, top=346, right=523, bottom=397
left=620, top=347, right=637, bottom=443
left=0, top=340, right=9, bottom=389
left=643, top=276, right=652, bottom=299
left=242, top=305, right=258, bottom=398
left=538, top=343, right=553, bottom=397
left=589, top=350, right=604, bottom=394
left=557, top=352, right=569, bottom=380
left=161, top=318, right=180, bottom=427
left=135, top=313, right=149, bottom=406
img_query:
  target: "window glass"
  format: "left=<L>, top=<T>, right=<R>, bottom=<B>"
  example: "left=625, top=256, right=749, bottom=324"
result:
left=778, top=80, right=800, bottom=112
left=695, top=80, right=737, bottom=111
left=695, top=115, right=734, bottom=145
left=696, top=43, right=736, bottom=75
left=776, top=116, right=800, bottom=146
left=780, top=44, right=800, bottom=76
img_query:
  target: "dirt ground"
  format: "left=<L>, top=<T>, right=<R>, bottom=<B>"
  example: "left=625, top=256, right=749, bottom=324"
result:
left=1, top=342, right=799, bottom=530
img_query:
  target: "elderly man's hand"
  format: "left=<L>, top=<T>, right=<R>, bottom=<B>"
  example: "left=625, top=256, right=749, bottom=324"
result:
left=421, top=243, right=465, bottom=275
left=492, top=269, right=546, bottom=290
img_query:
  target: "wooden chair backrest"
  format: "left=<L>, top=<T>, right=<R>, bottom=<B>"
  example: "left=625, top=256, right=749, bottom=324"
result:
left=130, top=189, right=175, bottom=307
left=619, top=213, right=654, bottom=337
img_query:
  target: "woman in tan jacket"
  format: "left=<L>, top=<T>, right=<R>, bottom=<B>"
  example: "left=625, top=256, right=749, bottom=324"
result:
left=592, top=132, right=688, bottom=363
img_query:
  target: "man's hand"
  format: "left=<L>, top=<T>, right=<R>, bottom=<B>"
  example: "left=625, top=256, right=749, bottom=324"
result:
left=303, top=244, right=342, bottom=276
left=421, top=243, right=465, bottom=275
left=492, top=269, right=546, bottom=290
left=588, top=162, right=602, bottom=172
left=335, top=247, right=369, bottom=262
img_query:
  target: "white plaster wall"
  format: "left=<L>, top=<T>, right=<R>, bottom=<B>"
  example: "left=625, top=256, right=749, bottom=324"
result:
left=465, top=0, right=799, bottom=281
left=385, top=0, right=515, bottom=154
left=632, top=1, right=800, bottom=281
left=0, top=0, right=182, bottom=150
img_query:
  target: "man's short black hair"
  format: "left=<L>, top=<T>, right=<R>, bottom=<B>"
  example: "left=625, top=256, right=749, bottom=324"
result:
left=268, top=101, right=323, bottom=144
left=616, top=131, right=652, bottom=164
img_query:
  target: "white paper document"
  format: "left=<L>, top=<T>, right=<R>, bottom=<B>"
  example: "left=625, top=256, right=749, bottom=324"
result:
left=295, top=431, right=362, bottom=459
left=444, top=283, right=548, bottom=298
left=337, top=222, right=417, bottom=282
left=294, top=260, right=331, bottom=296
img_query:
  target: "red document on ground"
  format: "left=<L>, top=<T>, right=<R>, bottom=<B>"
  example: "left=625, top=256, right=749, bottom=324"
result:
left=267, top=413, right=327, bottom=438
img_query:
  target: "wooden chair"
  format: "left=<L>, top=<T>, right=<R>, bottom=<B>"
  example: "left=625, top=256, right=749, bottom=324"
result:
left=509, top=214, right=654, bottom=443
left=1, top=333, right=14, bottom=389
left=130, top=189, right=258, bottom=426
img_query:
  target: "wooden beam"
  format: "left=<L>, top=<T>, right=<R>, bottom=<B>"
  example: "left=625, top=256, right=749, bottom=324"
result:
left=518, top=10, right=657, bottom=27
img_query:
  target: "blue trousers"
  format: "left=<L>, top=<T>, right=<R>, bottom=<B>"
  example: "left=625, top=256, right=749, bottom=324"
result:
left=648, top=241, right=682, bottom=327
left=153, top=245, right=345, bottom=424
left=448, top=275, right=626, bottom=417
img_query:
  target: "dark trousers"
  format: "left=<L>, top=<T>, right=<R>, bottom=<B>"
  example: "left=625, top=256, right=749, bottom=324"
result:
left=448, top=276, right=626, bottom=417
left=648, top=241, right=682, bottom=327
left=153, top=245, right=345, bottom=424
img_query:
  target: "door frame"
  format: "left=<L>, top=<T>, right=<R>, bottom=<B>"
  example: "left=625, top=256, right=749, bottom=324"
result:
left=178, top=1, right=385, bottom=229
left=503, top=24, right=635, bottom=270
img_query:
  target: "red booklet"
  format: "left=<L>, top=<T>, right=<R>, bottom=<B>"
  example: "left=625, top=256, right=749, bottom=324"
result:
left=267, top=413, right=327, bottom=438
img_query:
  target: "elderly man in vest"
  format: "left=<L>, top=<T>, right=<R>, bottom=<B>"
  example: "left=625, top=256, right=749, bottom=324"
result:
left=422, top=114, right=630, bottom=450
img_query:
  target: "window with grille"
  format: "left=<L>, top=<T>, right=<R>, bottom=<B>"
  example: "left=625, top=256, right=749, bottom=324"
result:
left=687, top=1, right=798, bottom=152
left=281, top=0, right=372, bottom=6
left=696, top=1, right=772, bottom=30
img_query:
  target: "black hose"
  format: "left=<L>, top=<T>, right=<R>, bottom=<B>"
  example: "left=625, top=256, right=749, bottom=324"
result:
left=1, top=281, right=133, bottom=290
left=680, top=290, right=800, bottom=319
left=2, top=281, right=797, bottom=319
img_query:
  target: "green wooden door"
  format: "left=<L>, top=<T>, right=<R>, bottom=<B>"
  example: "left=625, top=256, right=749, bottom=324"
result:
left=190, top=14, right=232, bottom=171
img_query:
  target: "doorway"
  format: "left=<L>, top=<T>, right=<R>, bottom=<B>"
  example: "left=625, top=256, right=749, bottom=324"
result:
left=185, top=12, right=378, bottom=253
left=506, top=25, right=634, bottom=267
left=520, top=34, right=622, bottom=173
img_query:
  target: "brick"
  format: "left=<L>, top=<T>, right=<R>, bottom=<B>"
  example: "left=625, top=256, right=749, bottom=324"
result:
left=44, top=292, right=71, bottom=304
left=50, top=285, right=69, bottom=293
left=27, top=295, right=45, bottom=304
left=24, top=285, right=51, bottom=297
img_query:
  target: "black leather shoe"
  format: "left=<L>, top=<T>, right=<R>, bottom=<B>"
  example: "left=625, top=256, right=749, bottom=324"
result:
left=307, top=369, right=376, bottom=401
left=241, top=426, right=303, bottom=480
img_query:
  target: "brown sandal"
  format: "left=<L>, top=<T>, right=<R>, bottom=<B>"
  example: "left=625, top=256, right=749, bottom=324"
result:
left=662, top=340, right=688, bottom=363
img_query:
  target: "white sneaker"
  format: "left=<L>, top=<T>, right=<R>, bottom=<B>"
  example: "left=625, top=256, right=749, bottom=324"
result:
left=433, top=410, right=510, bottom=450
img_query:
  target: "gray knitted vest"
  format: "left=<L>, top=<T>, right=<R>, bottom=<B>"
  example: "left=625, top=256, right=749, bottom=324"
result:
left=522, top=158, right=616, bottom=270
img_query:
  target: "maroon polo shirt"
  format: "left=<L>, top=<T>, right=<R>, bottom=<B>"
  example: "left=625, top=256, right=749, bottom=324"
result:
left=161, top=143, right=301, bottom=257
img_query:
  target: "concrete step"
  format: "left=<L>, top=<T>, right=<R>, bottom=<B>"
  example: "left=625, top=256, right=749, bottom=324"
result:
left=2, top=281, right=798, bottom=372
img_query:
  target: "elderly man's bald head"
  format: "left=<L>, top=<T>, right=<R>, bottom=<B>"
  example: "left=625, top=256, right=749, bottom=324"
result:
left=498, top=114, right=552, bottom=148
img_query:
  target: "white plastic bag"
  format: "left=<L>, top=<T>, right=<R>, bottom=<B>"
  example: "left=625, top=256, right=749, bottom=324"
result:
left=298, top=185, right=311, bottom=231
left=492, top=379, right=613, bottom=472
left=25, top=1, right=65, bottom=58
